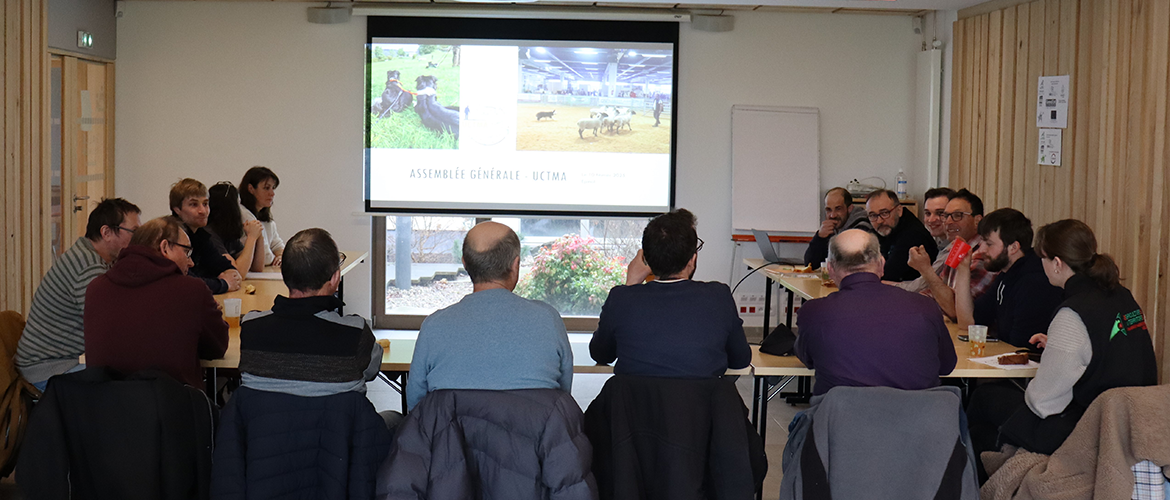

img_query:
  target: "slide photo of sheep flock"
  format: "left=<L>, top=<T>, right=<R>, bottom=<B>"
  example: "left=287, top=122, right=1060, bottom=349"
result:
left=368, top=43, right=462, bottom=150
left=515, top=46, right=673, bottom=154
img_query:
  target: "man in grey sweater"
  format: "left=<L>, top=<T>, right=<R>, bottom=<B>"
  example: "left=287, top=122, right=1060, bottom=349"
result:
left=16, top=198, right=141, bottom=391
left=406, top=221, right=573, bottom=411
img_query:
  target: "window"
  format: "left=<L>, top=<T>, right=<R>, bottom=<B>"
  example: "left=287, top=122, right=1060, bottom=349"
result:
left=373, top=216, right=647, bottom=330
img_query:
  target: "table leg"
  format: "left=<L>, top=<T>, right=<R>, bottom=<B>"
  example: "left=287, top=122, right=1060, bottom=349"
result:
left=762, top=276, right=773, bottom=339
left=785, top=289, right=795, bottom=327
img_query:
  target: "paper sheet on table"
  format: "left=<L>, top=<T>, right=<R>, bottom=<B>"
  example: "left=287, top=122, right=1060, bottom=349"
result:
left=247, top=272, right=283, bottom=281
left=968, top=355, right=1039, bottom=370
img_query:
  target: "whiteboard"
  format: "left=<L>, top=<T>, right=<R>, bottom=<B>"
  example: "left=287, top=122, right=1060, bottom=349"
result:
left=731, top=106, right=820, bottom=233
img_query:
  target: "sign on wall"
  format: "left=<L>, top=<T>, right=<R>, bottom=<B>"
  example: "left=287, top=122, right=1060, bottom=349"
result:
left=1039, top=128, right=1062, bottom=166
left=1037, top=76, right=1070, bottom=128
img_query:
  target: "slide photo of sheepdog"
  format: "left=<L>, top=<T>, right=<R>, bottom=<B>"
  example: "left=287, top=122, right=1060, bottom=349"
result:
left=368, top=43, right=462, bottom=149
left=515, top=46, right=673, bottom=154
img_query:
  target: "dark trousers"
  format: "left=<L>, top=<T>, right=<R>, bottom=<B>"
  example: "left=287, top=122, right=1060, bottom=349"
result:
left=966, top=381, right=1025, bottom=483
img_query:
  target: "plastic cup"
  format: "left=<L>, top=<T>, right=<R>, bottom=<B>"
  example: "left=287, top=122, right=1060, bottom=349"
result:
left=224, top=298, right=242, bottom=327
left=946, top=238, right=973, bottom=269
left=968, top=325, right=988, bottom=356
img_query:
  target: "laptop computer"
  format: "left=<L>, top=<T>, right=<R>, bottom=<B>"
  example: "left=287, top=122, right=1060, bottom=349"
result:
left=751, top=229, right=786, bottom=264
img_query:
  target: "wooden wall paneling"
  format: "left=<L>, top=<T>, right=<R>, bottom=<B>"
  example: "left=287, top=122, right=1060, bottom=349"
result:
left=1094, top=0, right=1116, bottom=252
left=963, top=18, right=977, bottom=190
left=1111, top=0, right=1132, bottom=275
left=950, top=19, right=967, bottom=186
left=1149, top=0, right=1170, bottom=381
left=1024, top=1, right=1044, bottom=222
left=1127, top=0, right=1150, bottom=303
left=951, top=19, right=968, bottom=187
left=1048, top=0, right=1067, bottom=223
left=984, top=11, right=1003, bottom=208
left=1070, top=0, right=1092, bottom=221
left=38, top=0, right=48, bottom=273
left=1053, top=0, right=1077, bottom=222
left=997, top=8, right=1018, bottom=208
left=5, top=0, right=19, bottom=311
left=973, top=15, right=987, bottom=195
left=1012, top=4, right=1031, bottom=210
left=1085, top=0, right=1106, bottom=228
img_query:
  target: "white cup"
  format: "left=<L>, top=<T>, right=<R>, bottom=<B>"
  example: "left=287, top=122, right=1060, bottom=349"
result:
left=224, top=298, right=242, bottom=319
left=968, top=325, right=988, bottom=344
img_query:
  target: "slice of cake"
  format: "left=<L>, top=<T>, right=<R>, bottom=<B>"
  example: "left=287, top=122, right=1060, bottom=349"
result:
left=997, top=353, right=1029, bottom=365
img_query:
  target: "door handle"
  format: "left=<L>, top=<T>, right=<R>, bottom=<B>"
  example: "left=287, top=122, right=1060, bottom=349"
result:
left=73, top=195, right=89, bottom=202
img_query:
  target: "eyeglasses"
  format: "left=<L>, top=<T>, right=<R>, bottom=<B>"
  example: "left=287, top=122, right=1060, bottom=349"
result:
left=116, top=226, right=136, bottom=234
left=339, top=251, right=347, bottom=266
left=696, top=237, right=705, bottom=253
left=866, top=209, right=896, bottom=221
left=170, top=240, right=194, bottom=257
left=943, top=211, right=974, bottom=222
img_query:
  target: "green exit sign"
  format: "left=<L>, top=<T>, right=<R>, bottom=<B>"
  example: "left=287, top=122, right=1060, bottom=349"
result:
left=77, top=31, right=93, bottom=49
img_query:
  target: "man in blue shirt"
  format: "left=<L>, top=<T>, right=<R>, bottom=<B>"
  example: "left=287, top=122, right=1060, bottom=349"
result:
left=407, top=221, right=573, bottom=411
left=795, top=229, right=956, bottom=395
left=591, top=209, right=751, bottom=378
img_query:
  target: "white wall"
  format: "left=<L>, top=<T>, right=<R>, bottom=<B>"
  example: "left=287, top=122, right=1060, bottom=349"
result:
left=116, top=3, right=923, bottom=321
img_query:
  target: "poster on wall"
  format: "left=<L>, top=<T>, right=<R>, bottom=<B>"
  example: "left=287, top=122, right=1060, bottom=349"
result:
left=1037, top=76, right=1070, bottom=128
left=1039, top=128, right=1062, bottom=166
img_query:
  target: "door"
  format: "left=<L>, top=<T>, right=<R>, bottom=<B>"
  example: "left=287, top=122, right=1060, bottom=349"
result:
left=51, top=53, right=115, bottom=254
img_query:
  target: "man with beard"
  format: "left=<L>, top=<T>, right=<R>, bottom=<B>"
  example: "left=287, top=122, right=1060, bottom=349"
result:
left=865, top=189, right=938, bottom=282
left=901, top=189, right=998, bottom=318
left=591, top=209, right=751, bottom=378
left=955, top=208, right=1063, bottom=347
left=803, top=187, right=875, bottom=266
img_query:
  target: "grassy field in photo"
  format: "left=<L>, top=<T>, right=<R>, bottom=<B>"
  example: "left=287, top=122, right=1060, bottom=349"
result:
left=368, top=55, right=460, bottom=149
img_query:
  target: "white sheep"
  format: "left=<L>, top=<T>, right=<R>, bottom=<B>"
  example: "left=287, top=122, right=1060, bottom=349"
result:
left=612, top=111, right=636, bottom=133
left=600, top=116, right=615, bottom=133
left=578, top=117, right=602, bottom=138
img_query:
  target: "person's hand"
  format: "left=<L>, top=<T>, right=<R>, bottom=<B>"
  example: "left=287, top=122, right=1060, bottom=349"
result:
left=908, top=245, right=932, bottom=274
left=219, top=269, right=243, bottom=292
left=817, top=219, right=838, bottom=238
left=1029, top=333, right=1048, bottom=349
left=272, top=255, right=282, bottom=267
left=243, top=220, right=263, bottom=240
left=625, top=249, right=653, bottom=286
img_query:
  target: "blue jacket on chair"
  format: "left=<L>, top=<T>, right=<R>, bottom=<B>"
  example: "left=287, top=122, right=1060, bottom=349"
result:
left=211, top=387, right=393, bottom=500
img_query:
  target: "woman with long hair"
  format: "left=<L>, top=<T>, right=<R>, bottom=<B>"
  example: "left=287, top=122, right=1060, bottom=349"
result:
left=239, top=166, right=284, bottom=266
left=207, top=182, right=263, bottom=276
left=973, top=219, right=1157, bottom=476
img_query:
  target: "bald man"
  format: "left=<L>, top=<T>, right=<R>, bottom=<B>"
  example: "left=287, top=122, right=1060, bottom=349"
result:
left=405, top=221, right=574, bottom=411
left=794, top=229, right=956, bottom=395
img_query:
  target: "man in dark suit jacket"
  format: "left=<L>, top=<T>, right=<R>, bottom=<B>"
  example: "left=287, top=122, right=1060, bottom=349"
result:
left=865, top=189, right=938, bottom=282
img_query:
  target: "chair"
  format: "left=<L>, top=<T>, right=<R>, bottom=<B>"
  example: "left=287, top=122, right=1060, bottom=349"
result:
left=0, top=311, right=39, bottom=478
left=981, top=384, right=1170, bottom=500
left=212, top=387, right=393, bottom=500
left=778, top=385, right=980, bottom=500
left=583, top=375, right=767, bottom=500
left=17, top=367, right=214, bottom=500
left=378, top=389, right=596, bottom=500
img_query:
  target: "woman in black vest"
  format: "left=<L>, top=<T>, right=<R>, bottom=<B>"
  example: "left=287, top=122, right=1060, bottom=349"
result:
left=996, top=219, right=1158, bottom=455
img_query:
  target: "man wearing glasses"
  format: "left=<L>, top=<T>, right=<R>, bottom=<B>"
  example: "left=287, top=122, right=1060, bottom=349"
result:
left=16, top=198, right=141, bottom=392
left=83, top=216, right=228, bottom=390
left=865, top=189, right=938, bottom=282
left=591, top=209, right=751, bottom=378
left=901, top=189, right=998, bottom=319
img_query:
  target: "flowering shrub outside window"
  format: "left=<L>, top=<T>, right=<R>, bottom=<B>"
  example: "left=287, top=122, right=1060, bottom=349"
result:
left=516, top=234, right=626, bottom=316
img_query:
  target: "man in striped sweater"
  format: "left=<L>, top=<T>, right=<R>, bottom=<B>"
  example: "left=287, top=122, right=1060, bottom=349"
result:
left=16, top=198, right=141, bottom=391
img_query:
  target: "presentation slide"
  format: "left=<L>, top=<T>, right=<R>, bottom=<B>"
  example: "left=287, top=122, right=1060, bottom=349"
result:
left=365, top=37, right=675, bottom=216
